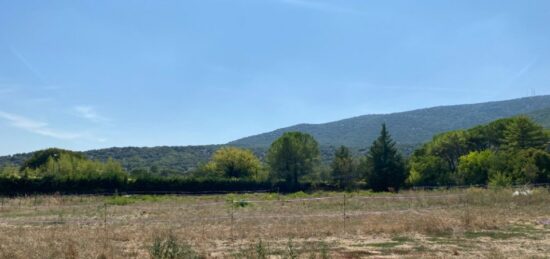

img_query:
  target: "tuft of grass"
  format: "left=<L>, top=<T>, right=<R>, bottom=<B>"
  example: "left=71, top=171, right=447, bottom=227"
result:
left=105, top=195, right=165, bottom=206
left=255, top=240, right=268, bottom=259
left=233, top=240, right=269, bottom=259
left=64, top=241, right=78, bottom=259
left=232, top=199, right=252, bottom=208
left=464, top=230, right=525, bottom=240
left=391, top=236, right=415, bottom=243
left=318, top=241, right=330, bottom=259
left=286, top=239, right=298, bottom=259
left=366, top=242, right=402, bottom=248
left=149, top=232, right=200, bottom=259
left=414, top=245, right=429, bottom=252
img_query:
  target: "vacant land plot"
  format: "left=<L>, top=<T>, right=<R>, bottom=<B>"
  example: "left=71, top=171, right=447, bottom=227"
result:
left=0, top=188, right=549, bottom=258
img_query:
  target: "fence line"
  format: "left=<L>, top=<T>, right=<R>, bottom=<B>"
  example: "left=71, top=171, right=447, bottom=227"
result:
left=0, top=203, right=465, bottom=226
left=411, top=182, right=550, bottom=190
left=0, top=192, right=469, bottom=228
left=0, top=193, right=466, bottom=210
left=3, top=182, right=549, bottom=198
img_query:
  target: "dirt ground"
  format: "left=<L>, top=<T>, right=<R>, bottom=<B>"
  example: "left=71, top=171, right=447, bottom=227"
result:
left=0, top=189, right=549, bottom=258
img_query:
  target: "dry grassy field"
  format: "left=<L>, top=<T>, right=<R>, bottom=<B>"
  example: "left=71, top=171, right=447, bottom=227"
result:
left=0, top=188, right=549, bottom=258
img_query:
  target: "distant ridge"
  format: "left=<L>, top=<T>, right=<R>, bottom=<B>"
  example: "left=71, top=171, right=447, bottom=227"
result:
left=229, top=95, right=550, bottom=148
left=1, top=95, right=550, bottom=172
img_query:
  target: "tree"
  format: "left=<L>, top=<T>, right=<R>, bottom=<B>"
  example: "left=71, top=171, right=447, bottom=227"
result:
left=503, top=116, right=548, bottom=150
left=532, top=149, right=550, bottom=183
left=363, top=124, right=406, bottom=192
left=506, top=148, right=550, bottom=184
left=207, top=147, right=263, bottom=180
left=428, top=131, right=470, bottom=172
left=331, top=146, right=355, bottom=189
left=21, top=148, right=86, bottom=171
left=457, top=150, right=494, bottom=185
left=267, top=132, right=320, bottom=188
left=407, top=154, right=452, bottom=187
left=467, top=118, right=513, bottom=151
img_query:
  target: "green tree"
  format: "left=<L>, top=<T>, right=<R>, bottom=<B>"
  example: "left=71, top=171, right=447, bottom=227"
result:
left=427, top=131, right=470, bottom=172
left=505, top=148, right=550, bottom=184
left=407, top=154, right=452, bottom=187
left=457, top=150, right=494, bottom=185
left=331, top=146, right=355, bottom=189
left=0, top=165, right=21, bottom=179
left=503, top=116, right=548, bottom=150
left=207, top=147, right=263, bottom=180
left=363, top=124, right=406, bottom=192
left=267, top=132, right=320, bottom=188
left=532, top=149, right=550, bottom=183
left=21, top=148, right=86, bottom=171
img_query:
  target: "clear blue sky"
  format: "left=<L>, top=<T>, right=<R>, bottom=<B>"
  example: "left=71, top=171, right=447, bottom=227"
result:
left=1, top=0, right=549, bottom=155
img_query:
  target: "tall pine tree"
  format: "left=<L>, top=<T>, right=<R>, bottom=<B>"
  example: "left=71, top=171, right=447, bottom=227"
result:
left=503, top=116, right=548, bottom=150
left=363, top=124, right=406, bottom=192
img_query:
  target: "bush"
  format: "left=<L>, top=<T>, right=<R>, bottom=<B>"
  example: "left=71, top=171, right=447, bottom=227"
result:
left=488, top=171, right=513, bottom=188
left=149, top=232, right=199, bottom=259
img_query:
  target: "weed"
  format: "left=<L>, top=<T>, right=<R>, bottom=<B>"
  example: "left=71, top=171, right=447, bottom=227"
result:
left=233, top=200, right=251, bottom=208
left=391, top=236, right=415, bottom=243
left=318, top=241, right=330, bottom=259
left=105, top=195, right=164, bottom=206
left=255, top=240, right=268, bottom=259
left=464, top=230, right=524, bottom=240
left=366, top=242, right=401, bottom=248
left=149, top=232, right=199, bottom=259
left=64, top=241, right=78, bottom=259
left=286, top=239, right=298, bottom=259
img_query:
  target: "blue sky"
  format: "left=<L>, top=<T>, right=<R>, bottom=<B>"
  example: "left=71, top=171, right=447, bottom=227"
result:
left=1, top=0, right=549, bottom=155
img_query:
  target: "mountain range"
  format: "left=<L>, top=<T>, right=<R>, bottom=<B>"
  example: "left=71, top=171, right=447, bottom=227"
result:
left=1, top=95, right=550, bottom=172
left=230, top=95, right=550, bottom=148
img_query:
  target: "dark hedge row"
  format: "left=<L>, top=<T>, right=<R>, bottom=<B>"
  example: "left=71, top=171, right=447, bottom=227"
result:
left=0, top=176, right=274, bottom=196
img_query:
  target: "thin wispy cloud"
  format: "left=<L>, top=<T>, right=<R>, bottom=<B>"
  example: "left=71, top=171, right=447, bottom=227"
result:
left=74, top=106, right=109, bottom=123
left=496, top=58, right=539, bottom=98
left=277, top=0, right=364, bottom=14
left=0, top=111, right=101, bottom=141
left=510, top=58, right=537, bottom=83
left=8, top=46, right=47, bottom=84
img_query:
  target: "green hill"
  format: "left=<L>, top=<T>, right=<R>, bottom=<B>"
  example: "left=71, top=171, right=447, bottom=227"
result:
left=1, top=96, right=549, bottom=172
left=229, top=96, right=550, bottom=148
left=527, top=107, right=550, bottom=128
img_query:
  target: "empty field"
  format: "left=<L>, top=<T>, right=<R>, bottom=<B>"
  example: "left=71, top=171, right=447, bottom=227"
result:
left=0, top=188, right=549, bottom=258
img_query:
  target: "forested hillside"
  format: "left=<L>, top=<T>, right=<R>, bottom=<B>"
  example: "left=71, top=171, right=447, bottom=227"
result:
left=1, top=96, right=549, bottom=172
left=0, top=146, right=221, bottom=173
left=230, top=96, right=550, bottom=148
left=528, top=107, right=550, bottom=128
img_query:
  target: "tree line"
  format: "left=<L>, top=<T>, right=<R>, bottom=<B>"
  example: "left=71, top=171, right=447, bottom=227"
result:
left=0, top=116, right=549, bottom=194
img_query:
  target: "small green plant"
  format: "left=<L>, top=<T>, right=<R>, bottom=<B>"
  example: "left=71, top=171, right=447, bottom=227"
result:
left=106, top=195, right=165, bottom=206
left=232, top=240, right=269, bottom=259
left=255, top=240, right=268, bottom=259
left=149, top=232, right=199, bottom=259
left=318, top=241, right=330, bottom=259
left=233, top=199, right=251, bottom=208
left=286, top=239, right=298, bottom=259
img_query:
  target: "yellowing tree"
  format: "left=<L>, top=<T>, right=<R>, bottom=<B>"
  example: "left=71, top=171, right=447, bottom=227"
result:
left=208, top=147, right=263, bottom=180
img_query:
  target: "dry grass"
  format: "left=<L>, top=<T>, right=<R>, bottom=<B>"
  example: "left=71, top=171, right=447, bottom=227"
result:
left=0, top=188, right=549, bottom=258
